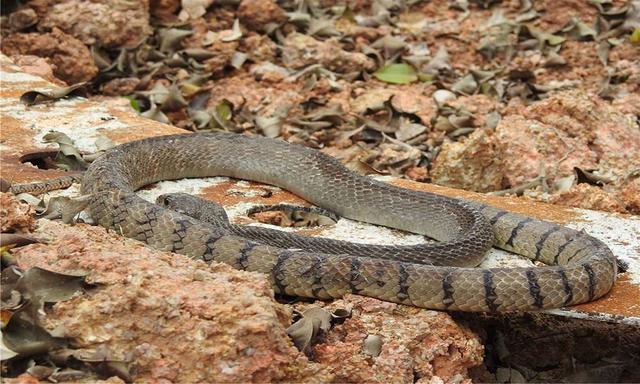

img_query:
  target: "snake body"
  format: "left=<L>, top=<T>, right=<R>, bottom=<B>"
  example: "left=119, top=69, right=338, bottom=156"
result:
left=81, top=133, right=617, bottom=312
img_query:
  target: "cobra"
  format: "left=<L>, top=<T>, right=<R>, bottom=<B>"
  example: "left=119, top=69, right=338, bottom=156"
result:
left=23, top=132, right=620, bottom=312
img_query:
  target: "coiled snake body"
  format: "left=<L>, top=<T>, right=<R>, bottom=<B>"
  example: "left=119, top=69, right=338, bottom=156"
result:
left=81, top=133, right=617, bottom=312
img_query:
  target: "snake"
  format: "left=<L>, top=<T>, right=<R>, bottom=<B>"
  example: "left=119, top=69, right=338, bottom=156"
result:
left=19, top=132, right=618, bottom=312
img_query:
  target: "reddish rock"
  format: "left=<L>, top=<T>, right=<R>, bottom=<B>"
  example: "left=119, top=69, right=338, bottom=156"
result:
left=521, top=92, right=640, bottom=180
left=430, top=129, right=504, bottom=192
left=1, top=28, right=98, bottom=84
left=38, top=0, right=152, bottom=49
left=100, top=77, right=141, bottom=96
left=617, top=177, right=640, bottom=215
left=150, top=0, right=181, bottom=22
left=1, top=193, right=36, bottom=233
left=308, top=295, right=483, bottom=383
left=238, top=0, right=288, bottom=31
left=11, top=54, right=66, bottom=86
left=281, top=33, right=376, bottom=73
left=13, top=220, right=329, bottom=383
left=432, top=91, right=640, bottom=213
left=548, top=184, right=627, bottom=213
left=494, top=114, right=599, bottom=187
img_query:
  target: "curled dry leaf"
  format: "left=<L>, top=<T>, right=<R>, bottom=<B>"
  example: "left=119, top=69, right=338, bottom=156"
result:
left=286, top=306, right=350, bottom=352
left=255, top=115, right=283, bottom=138
left=159, top=28, right=194, bottom=53
left=141, top=102, right=171, bottom=124
left=1, top=267, right=89, bottom=360
left=16, top=267, right=87, bottom=304
left=20, top=83, right=88, bottom=106
left=13, top=189, right=89, bottom=223
left=0, top=234, right=40, bottom=249
left=222, top=19, right=243, bottom=42
left=42, top=131, right=88, bottom=171
left=451, top=74, right=478, bottom=95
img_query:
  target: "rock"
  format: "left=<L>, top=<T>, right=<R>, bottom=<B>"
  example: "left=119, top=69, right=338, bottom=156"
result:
left=100, top=77, right=141, bottom=96
left=433, top=89, right=456, bottom=105
left=11, top=54, right=66, bottom=86
left=548, top=184, right=627, bottom=213
left=38, top=0, right=152, bottom=49
left=7, top=8, right=38, bottom=31
left=306, top=295, right=483, bottom=383
left=520, top=91, right=640, bottom=180
left=13, top=220, right=328, bottom=382
left=430, top=129, right=504, bottom=192
left=281, top=33, right=376, bottom=73
left=431, top=90, right=640, bottom=212
left=238, top=0, right=288, bottom=32
left=150, top=0, right=181, bottom=22
left=1, top=28, right=98, bottom=84
left=494, top=115, right=598, bottom=187
left=405, top=166, right=429, bottom=182
left=617, top=177, right=640, bottom=214
left=0, top=193, right=36, bottom=233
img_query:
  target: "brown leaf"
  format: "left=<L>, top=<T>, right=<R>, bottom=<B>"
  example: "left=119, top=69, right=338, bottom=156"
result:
left=20, top=83, right=88, bottom=106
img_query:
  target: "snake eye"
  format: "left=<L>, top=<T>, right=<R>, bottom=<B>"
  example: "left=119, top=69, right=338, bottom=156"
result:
left=157, top=195, right=172, bottom=207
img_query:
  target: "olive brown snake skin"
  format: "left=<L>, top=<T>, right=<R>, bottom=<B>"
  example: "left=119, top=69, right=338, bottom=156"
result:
left=30, top=133, right=620, bottom=311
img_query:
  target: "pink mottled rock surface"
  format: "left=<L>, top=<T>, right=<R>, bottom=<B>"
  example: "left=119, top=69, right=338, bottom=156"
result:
left=9, top=54, right=66, bottom=86
left=13, top=219, right=328, bottom=383
left=238, top=0, right=288, bottom=31
left=431, top=91, right=640, bottom=214
left=431, top=128, right=503, bottom=192
left=37, top=0, right=152, bottom=48
left=1, top=28, right=98, bottom=84
left=281, top=33, right=376, bottom=73
left=1, top=192, right=36, bottom=233
left=298, top=295, right=483, bottom=383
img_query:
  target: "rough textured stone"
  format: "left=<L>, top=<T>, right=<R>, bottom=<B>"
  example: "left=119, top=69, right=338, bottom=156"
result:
left=238, top=0, right=288, bottom=31
left=1, top=28, right=98, bottom=84
left=282, top=33, right=376, bottom=73
left=13, top=220, right=328, bottom=383
left=0, top=193, right=36, bottom=233
left=305, top=295, right=483, bottom=383
left=150, top=0, right=181, bottom=22
left=431, top=91, right=640, bottom=213
left=494, top=115, right=599, bottom=187
left=38, top=0, right=152, bottom=49
left=548, top=184, right=627, bottom=213
left=10, top=54, right=66, bottom=86
left=100, top=77, right=141, bottom=96
left=430, top=129, right=504, bottom=192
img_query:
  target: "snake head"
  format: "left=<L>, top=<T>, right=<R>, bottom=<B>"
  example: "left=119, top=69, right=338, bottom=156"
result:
left=157, top=193, right=229, bottom=225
